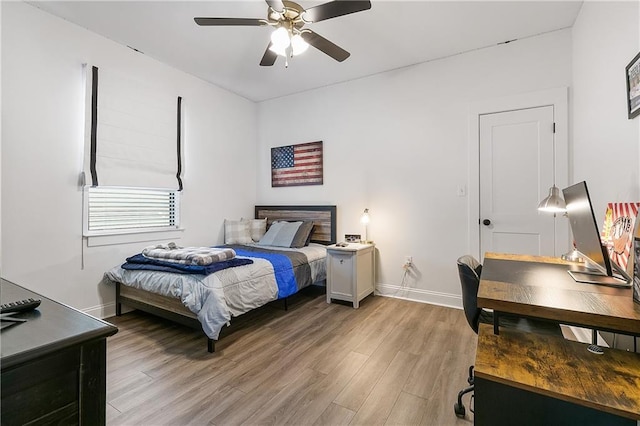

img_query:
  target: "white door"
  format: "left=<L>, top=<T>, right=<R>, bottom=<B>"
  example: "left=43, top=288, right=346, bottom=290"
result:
left=479, top=106, right=557, bottom=257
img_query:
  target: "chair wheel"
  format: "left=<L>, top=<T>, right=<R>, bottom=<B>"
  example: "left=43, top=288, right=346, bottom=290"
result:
left=454, top=402, right=466, bottom=418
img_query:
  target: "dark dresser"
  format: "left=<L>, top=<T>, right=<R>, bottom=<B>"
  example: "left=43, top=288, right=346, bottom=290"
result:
left=1, top=278, right=118, bottom=425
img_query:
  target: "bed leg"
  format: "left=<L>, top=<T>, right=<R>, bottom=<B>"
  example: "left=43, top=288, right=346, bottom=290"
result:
left=207, top=338, right=215, bottom=353
left=115, top=282, right=122, bottom=316
left=284, top=297, right=288, bottom=311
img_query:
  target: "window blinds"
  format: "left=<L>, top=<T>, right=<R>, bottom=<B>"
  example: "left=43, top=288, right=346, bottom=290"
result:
left=86, top=187, right=179, bottom=232
left=83, top=65, right=183, bottom=189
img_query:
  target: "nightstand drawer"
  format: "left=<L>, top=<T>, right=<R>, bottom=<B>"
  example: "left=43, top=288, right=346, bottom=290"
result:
left=328, top=252, right=355, bottom=296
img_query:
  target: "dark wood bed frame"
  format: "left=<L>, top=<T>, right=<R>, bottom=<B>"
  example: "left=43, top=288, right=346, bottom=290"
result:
left=115, top=205, right=337, bottom=353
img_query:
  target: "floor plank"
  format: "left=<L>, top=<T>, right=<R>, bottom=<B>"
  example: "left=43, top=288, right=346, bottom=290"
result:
left=385, top=391, right=429, bottom=426
left=105, top=292, right=478, bottom=425
left=242, top=368, right=328, bottom=425
left=349, top=350, right=419, bottom=425
left=315, top=403, right=356, bottom=426
left=284, top=351, right=370, bottom=425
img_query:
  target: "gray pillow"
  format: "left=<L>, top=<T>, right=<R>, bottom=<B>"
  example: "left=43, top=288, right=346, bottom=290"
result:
left=257, top=221, right=302, bottom=247
left=290, top=220, right=315, bottom=248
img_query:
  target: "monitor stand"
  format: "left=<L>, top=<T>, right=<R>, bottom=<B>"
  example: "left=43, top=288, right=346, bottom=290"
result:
left=568, top=258, right=632, bottom=288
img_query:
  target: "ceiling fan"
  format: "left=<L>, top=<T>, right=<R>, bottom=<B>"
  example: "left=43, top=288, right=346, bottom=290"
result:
left=194, top=0, right=372, bottom=67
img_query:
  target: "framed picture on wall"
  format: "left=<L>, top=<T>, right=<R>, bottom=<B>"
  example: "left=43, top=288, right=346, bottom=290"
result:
left=271, top=141, right=323, bottom=187
left=625, top=51, right=640, bottom=119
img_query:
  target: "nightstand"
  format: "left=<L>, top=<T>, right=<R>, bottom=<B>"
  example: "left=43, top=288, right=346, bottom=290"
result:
left=326, top=243, right=375, bottom=308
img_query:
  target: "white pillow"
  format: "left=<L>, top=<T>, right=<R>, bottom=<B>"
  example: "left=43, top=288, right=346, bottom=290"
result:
left=224, top=219, right=253, bottom=244
left=242, top=218, right=267, bottom=242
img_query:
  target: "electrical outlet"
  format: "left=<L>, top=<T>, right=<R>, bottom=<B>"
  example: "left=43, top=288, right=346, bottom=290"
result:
left=403, top=256, right=413, bottom=269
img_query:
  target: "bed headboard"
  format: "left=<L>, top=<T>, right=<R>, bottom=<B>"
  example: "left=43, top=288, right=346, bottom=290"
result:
left=255, top=205, right=337, bottom=245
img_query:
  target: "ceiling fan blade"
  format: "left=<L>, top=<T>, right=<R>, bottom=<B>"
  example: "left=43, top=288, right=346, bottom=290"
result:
left=301, top=30, right=350, bottom=62
left=265, top=0, right=285, bottom=13
left=260, top=43, right=278, bottom=66
left=302, top=0, right=371, bottom=23
left=194, top=17, right=266, bottom=26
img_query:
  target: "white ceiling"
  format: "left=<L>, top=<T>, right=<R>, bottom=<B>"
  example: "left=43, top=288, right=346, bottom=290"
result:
left=29, top=0, right=583, bottom=102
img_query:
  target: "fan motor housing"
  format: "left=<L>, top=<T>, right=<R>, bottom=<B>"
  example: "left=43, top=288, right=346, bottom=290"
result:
left=268, top=1, right=305, bottom=29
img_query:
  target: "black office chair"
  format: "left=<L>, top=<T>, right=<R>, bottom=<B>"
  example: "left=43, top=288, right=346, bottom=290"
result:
left=454, top=255, right=562, bottom=418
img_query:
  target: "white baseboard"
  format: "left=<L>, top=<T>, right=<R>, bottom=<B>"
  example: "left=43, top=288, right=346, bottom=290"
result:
left=83, top=302, right=117, bottom=320
left=375, top=283, right=462, bottom=309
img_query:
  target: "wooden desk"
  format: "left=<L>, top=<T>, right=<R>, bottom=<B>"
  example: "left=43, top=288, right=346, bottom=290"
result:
left=474, top=253, right=640, bottom=424
left=478, top=252, right=640, bottom=336
left=1, top=279, right=118, bottom=424
left=474, top=323, right=640, bottom=424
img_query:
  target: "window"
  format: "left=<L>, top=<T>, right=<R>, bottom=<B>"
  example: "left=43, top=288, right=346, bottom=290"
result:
left=84, top=186, right=180, bottom=236
left=81, top=65, right=184, bottom=245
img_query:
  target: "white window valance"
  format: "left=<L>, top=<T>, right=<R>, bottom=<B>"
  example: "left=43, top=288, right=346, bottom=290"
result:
left=83, top=64, right=183, bottom=189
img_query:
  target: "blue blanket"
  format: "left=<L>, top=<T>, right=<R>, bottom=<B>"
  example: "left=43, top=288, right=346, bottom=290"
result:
left=122, top=254, right=253, bottom=275
left=232, top=248, right=298, bottom=298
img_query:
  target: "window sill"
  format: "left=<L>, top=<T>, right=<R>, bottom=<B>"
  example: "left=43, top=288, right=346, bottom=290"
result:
left=85, top=228, right=185, bottom=247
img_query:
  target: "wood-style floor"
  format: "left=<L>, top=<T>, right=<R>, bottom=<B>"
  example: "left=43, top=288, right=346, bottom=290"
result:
left=105, top=291, right=477, bottom=425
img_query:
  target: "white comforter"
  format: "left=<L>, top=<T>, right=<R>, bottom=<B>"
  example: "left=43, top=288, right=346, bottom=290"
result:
left=105, top=243, right=327, bottom=339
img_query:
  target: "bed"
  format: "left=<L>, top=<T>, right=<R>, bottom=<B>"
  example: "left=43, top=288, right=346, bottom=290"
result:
left=105, top=205, right=336, bottom=352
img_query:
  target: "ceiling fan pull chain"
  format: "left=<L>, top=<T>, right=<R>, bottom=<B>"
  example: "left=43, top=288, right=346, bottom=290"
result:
left=285, top=44, right=291, bottom=68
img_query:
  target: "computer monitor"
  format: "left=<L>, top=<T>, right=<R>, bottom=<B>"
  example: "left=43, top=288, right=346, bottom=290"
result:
left=562, top=181, right=631, bottom=287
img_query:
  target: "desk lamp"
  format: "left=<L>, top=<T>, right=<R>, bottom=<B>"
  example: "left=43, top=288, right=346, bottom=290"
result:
left=538, top=131, right=566, bottom=214
left=361, top=208, right=371, bottom=243
left=538, top=185, right=567, bottom=213
left=538, top=184, right=579, bottom=262
left=561, top=241, right=584, bottom=263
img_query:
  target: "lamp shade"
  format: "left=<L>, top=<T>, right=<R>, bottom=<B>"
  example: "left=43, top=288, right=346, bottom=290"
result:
left=270, top=27, right=290, bottom=50
left=268, top=43, right=288, bottom=57
left=537, top=185, right=567, bottom=213
left=361, top=208, right=370, bottom=224
left=360, top=208, right=371, bottom=243
left=291, top=34, right=309, bottom=55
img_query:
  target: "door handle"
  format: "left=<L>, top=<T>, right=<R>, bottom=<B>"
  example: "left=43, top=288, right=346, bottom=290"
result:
left=482, top=219, right=491, bottom=226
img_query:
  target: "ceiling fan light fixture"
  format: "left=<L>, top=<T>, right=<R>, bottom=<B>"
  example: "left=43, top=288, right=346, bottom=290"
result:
left=291, top=34, right=309, bottom=55
left=268, top=43, right=288, bottom=57
left=270, top=27, right=290, bottom=49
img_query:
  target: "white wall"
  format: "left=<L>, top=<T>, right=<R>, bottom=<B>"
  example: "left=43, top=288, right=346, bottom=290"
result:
left=257, top=30, right=573, bottom=306
left=571, top=1, right=640, bottom=349
left=572, top=1, right=640, bottom=220
left=1, top=2, right=258, bottom=316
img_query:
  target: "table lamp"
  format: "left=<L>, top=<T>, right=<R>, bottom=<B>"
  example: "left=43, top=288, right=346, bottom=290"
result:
left=361, top=208, right=371, bottom=243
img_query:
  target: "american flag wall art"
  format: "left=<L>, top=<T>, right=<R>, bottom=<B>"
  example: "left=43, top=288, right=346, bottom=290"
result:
left=271, top=141, right=323, bottom=187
